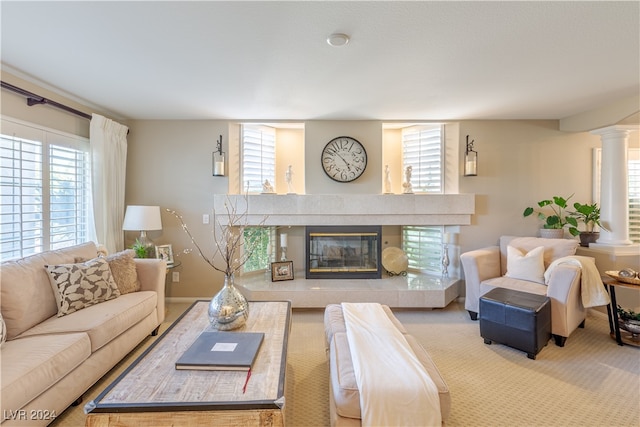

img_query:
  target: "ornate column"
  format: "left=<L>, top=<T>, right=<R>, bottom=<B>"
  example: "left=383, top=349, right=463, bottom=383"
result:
left=590, top=125, right=637, bottom=246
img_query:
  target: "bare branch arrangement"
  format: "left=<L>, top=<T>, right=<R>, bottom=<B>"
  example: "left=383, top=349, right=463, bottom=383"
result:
left=167, top=192, right=268, bottom=277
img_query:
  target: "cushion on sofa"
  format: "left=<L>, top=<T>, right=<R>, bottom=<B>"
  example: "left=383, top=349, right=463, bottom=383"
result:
left=324, top=303, right=407, bottom=348
left=0, top=242, right=98, bottom=340
left=45, top=257, right=121, bottom=317
left=481, top=276, right=548, bottom=297
left=0, top=332, right=91, bottom=413
left=104, top=249, right=141, bottom=294
left=76, top=250, right=142, bottom=295
left=404, top=335, right=451, bottom=422
left=330, top=332, right=361, bottom=419
left=16, top=291, right=158, bottom=352
left=499, top=236, right=578, bottom=276
left=505, top=245, right=546, bottom=284
left=329, top=330, right=452, bottom=421
left=326, top=305, right=451, bottom=422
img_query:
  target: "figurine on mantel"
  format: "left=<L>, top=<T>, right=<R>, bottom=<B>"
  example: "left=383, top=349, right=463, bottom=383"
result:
left=262, top=179, right=275, bottom=194
left=402, top=165, right=413, bottom=194
left=384, top=165, right=392, bottom=194
left=286, top=165, right=296, bottom=194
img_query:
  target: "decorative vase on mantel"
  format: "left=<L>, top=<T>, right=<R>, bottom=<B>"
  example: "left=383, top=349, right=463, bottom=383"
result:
left=208, top=274, right=249, bottom=331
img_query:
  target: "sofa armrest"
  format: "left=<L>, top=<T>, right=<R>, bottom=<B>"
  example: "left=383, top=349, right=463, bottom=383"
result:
left=545, top=263, right=585, bottom=337
left=460, top=246, right=501, bottom=314
left=135, top=258, right=166, bottom=325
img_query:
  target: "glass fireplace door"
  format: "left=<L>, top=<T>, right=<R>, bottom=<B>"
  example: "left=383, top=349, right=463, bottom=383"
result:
left=306, top=226, right=382, bottom=279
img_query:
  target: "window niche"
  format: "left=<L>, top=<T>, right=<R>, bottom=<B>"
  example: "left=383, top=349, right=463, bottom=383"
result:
left=230, top=122, right=305, bottom=195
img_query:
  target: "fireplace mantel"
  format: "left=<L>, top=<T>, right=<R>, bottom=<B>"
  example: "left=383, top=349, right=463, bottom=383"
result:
left=213, top=194, right=475, bottom=226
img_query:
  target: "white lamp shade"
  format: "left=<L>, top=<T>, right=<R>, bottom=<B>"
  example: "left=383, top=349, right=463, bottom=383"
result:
left=122, top=205, right=163, bottom=231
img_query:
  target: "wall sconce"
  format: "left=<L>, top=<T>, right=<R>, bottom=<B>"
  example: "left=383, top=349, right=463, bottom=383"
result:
left=464, top=135, right=478, bottom=176
left=212, top=134, right=225, bottom=176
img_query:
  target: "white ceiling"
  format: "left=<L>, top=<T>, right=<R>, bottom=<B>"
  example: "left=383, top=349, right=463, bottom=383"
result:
left=1, top=1, right=639, bottom=122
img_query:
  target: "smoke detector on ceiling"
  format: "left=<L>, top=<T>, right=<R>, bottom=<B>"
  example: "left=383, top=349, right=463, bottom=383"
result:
left=326, top=33, right=350, bottom=47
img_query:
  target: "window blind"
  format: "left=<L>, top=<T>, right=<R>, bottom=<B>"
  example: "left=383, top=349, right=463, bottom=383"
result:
left=241, top=125, right=276, bottom=194
left=401, top=125, right=444, bottom=273
left=49, top=144, right=90, bottom=249
left=402, top=226, right=443, bottom=274
left=402, top=125, right=443, bottom=194
left=629, top=150, right=640, bottom=243
left=0, top=118, right=89, bottom=261
left=0, top=134, right=43, bottom=260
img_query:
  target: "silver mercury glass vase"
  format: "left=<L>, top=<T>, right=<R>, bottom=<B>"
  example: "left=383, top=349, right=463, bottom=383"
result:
left=208, top=274, right=249, bottom=330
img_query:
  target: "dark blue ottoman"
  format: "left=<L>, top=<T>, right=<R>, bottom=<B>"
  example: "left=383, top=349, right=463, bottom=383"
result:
left=479, top=288, right=551, bottom=359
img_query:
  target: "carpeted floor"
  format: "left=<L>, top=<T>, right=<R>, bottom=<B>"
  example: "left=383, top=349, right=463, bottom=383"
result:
left=52, top=299, right=639, bottom=426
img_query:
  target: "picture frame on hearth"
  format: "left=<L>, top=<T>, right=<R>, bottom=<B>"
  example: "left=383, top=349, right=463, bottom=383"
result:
left=155, top=244, right=174, bottom=264
left=271, top=261, right=294, bottom=282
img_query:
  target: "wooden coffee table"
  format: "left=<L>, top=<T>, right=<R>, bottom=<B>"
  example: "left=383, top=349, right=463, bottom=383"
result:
left=85, top=300, right=291, bottom=427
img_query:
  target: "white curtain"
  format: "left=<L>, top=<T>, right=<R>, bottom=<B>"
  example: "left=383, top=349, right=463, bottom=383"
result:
left=90, top=113, right=128, bottom=253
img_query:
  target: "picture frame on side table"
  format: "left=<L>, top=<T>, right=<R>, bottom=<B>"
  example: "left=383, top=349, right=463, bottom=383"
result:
left=155, top=244, right=174, bottom=264
left=271, top=261, right=294, bottom=282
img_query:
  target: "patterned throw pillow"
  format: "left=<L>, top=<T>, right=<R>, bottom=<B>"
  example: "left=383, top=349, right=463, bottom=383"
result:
left=45, top=257, right=121, bottom=317
left=104, top=249, right=141, bottom=294
left=0, top=312, right=6, bottom=347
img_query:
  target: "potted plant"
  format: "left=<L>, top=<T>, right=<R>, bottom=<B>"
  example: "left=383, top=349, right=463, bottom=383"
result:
left=523, top=194, right=577, bottom=238
left=131, top=238, right=149, bottom=258
left=568, top=202, right=609, bottom=247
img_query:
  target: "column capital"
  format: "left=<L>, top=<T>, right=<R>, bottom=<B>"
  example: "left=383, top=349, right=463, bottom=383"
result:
left=591, top=125, right=639, bottom=138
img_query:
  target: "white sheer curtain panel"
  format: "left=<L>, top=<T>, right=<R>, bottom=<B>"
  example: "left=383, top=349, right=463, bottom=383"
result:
left=90, top=113, right=129, bottom=253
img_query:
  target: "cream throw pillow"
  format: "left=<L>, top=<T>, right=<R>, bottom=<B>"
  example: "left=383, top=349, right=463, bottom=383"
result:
left=45, top=257, right=121, bottom=317
left=104, top=249, right=141, bottom=294
left=505, top=245, right=546, bottom=284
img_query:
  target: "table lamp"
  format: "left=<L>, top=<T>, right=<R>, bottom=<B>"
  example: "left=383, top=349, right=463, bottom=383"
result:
left=122, top=205, right=162, bottom=258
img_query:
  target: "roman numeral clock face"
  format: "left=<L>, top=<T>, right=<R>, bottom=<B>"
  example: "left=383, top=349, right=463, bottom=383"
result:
left=321, top=136, right=367, bottom=182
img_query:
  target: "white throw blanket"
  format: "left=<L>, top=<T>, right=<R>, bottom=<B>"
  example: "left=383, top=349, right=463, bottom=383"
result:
left=341, top=302, right=442, bottom=427
left=543, top=256, right=610, bottom=308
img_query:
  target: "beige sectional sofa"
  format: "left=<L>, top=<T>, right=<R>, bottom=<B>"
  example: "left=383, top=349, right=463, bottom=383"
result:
left=0, top=242, right=165, bottom=426
left=324, top=303, right=450, bottom=426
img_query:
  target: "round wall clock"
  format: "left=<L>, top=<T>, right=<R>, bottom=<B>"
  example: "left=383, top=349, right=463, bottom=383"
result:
left=321, top=136, right=367, bottom=182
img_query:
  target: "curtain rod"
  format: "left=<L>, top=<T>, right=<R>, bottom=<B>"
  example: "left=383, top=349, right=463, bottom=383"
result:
left=1, top=80, right=92, bottom=120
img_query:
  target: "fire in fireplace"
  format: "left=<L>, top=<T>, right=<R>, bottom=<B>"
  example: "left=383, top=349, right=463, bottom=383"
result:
left=305, top=225, right=382, bottom=279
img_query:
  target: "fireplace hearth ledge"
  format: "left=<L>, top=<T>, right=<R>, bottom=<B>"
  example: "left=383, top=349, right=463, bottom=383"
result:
left=235, top=271, right=460, bottom=308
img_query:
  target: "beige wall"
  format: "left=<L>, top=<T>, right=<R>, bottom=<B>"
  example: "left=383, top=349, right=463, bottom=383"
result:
left=2, top=72, right=638, bottom=307
left=127, top=118, right=628, bottom=298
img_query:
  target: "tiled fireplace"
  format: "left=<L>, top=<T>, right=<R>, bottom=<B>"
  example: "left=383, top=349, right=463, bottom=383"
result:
left=218, top=194, right=475, bottom=308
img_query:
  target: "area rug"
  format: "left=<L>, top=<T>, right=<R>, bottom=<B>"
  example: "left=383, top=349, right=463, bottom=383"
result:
left=51, top=300, right=639, bottom=426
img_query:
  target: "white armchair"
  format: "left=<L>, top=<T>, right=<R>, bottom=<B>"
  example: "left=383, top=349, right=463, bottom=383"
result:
left=460, top=236, right=586, bottom=347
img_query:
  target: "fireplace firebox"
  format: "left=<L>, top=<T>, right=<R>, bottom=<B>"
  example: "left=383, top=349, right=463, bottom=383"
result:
left=306, top=226, right=382, bottom=279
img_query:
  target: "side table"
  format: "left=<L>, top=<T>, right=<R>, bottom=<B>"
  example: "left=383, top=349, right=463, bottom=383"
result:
left=602, top=276, right=640, bottom=346
left=166, top=260, right=182, bottom=273
left=164, top=261, right=182, bottom=299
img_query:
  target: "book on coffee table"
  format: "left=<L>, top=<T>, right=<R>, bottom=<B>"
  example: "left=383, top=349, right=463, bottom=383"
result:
left=175, top=331, right=264, bottom=371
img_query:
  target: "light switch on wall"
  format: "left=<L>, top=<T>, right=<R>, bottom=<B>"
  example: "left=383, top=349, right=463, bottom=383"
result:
left=203, top=214, right=210, bottom=224
left=172, top=272, right=179, bottom=282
